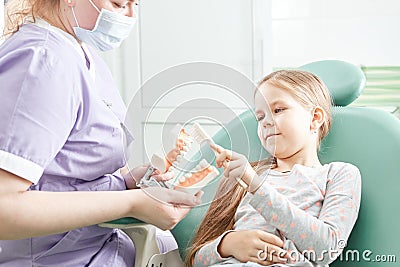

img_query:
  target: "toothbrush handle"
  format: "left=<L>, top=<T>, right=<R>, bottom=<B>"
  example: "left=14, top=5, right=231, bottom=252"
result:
left=236, top=177, right=248, bottom=189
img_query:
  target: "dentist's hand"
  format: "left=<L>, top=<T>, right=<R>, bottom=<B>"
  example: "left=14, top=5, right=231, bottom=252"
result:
left=123, top=132, right=189, bottom=189
left=131, top=187, right=203, bottom=230
left=210, top=143, right=263, bottom=193
left=121, top=164, right=175, bottom=189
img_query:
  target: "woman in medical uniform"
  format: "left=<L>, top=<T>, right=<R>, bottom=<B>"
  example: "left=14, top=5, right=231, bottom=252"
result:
left=0, top=0, right=202, bottom=266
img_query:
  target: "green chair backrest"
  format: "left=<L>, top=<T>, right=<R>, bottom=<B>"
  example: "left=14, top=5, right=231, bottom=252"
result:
left=171, top=60, right=400, bottom=266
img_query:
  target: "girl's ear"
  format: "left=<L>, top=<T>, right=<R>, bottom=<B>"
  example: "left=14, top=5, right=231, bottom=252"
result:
left=310, top=107, right=325, bottom=132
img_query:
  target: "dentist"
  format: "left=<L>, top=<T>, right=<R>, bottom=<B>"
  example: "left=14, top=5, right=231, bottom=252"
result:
left=0, top=0, right=201, bottom=266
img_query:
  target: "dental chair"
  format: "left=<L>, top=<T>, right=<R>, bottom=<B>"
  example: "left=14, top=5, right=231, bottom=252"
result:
left=100, top=60, right=400, bottom=266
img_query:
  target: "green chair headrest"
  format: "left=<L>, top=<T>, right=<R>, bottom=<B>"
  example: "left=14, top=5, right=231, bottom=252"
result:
left=299, top=60, right=366, bottom=106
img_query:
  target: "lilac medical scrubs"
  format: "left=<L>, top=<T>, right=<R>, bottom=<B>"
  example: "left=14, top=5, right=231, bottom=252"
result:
left=0, top=20, right=136, bottom=266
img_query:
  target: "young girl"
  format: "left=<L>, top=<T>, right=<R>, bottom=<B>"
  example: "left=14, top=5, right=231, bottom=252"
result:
left=186, top=70, right=361, bottom=266
left=0, top=0, right=201, bottom=265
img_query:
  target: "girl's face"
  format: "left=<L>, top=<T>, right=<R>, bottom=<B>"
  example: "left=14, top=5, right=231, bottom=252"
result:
left=71, top=0, right=138, bottom=30
left=255, top=82, right=315, bottom=159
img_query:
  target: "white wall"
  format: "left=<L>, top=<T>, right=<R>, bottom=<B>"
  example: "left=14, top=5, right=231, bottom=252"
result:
left=102, top=0, right=271, bottom=166
left=269, top=0, right=400, bottom=111
left=270, top=0, right=400, bottom=67
left=108, top=0, right=400, bottom=103
left=102, top=0, right=400, bottom=165
left=105, top=0, right=267, bottom=105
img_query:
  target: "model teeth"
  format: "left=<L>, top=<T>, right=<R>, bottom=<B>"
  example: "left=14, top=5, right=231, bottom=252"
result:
left=154, top=128, right=220, bottom=189
left=199, top=159, right=209, bottom=168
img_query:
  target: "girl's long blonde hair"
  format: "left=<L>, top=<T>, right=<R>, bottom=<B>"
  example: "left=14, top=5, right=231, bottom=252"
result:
left=185, top=69, right=332, bottom=266
left=3, top=0, right=60, bottom=38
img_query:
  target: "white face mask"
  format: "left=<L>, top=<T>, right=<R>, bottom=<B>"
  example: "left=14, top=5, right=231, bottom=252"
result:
left=71, top=0, right=137, bottom=51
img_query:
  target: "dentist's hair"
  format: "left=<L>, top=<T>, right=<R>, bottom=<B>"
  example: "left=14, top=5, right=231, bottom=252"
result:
left=3, top=0, right=60, bottom=38
left=185, top=69, right=333, bottom=267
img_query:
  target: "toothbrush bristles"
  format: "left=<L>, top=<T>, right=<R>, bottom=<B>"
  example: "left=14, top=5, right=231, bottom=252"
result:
left=190, top=123, right=213, bottom=145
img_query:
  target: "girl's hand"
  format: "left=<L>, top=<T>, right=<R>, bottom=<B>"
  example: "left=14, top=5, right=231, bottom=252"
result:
left=218, top=230, right=288, bottom=265
left=131, top=187, right=203, bottom=230
left=210, top=144, right=262, bottom=193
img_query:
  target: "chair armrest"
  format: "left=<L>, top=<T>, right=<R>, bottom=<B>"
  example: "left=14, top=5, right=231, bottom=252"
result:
left=99, top=218, right=160, bottom=267
left=148, top=249, right=184, bottom=267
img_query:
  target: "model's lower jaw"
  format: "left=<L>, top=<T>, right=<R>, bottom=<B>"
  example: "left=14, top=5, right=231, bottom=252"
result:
left=152, top=128, right=220, bottom=195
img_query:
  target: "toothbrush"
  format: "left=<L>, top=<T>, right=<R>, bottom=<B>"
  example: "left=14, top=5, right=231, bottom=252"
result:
left=189, top=123, right=214, bottom=145
left=189, top=122, right=225, bottom=166
left=189, top=122, right=225, bottom=163
left=189, top=123, right=248, bottom=189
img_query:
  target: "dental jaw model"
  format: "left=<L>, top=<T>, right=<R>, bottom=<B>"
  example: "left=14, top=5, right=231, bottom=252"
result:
left=137, top=127, right=219, bottom=195
left=172, top=158, right=219, bottom=195
left=190, top=123, right=248, bottom=189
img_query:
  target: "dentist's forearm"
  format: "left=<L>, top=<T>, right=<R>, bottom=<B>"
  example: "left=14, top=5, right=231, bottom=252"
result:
left=0, top=169, right=138, bottom=240
left=0, top=189, right=137, bottom=240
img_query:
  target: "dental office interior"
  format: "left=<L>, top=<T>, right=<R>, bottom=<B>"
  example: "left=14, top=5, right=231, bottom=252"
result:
left=1, top=0, right=399, bottom=166
left=1, top=1, right=400, bottom=266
